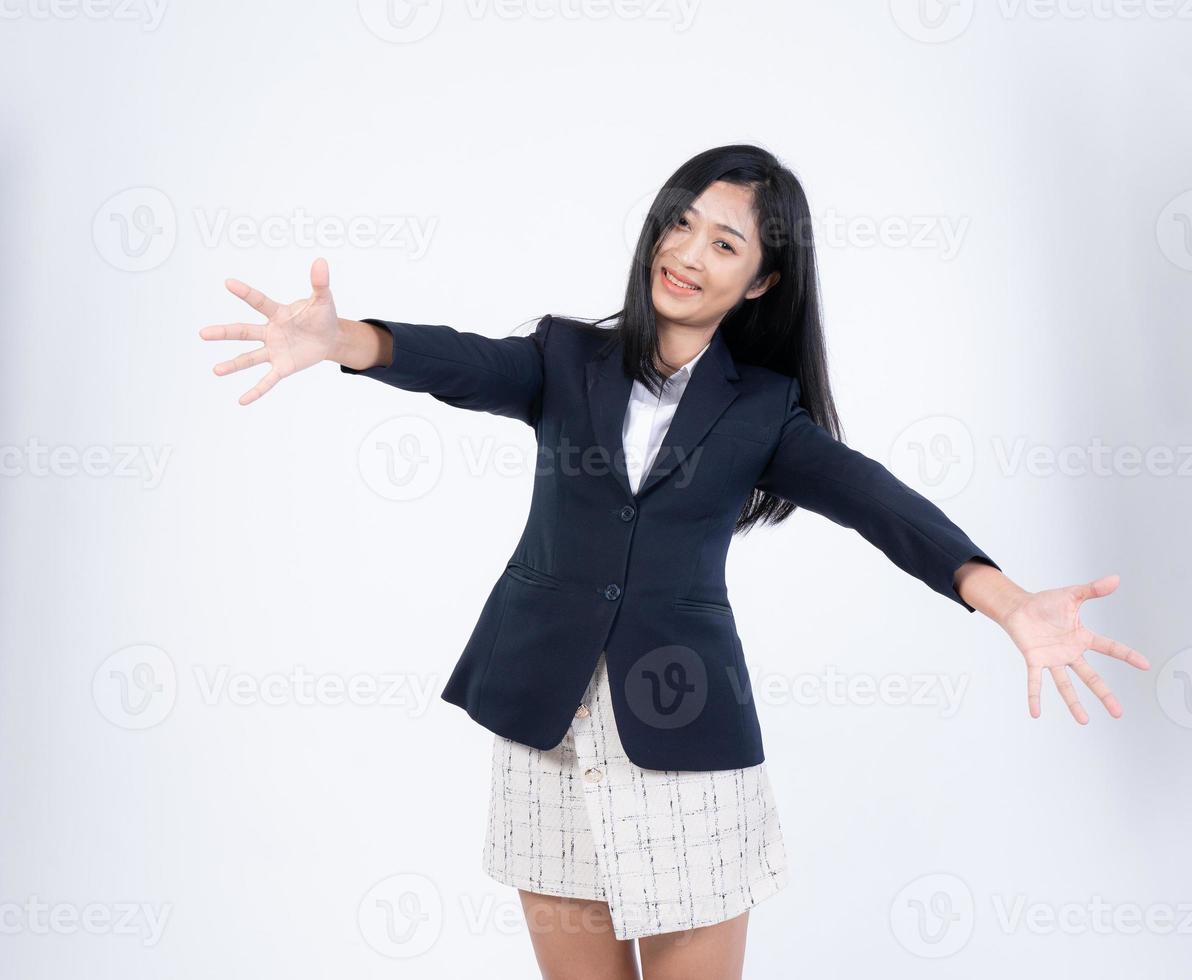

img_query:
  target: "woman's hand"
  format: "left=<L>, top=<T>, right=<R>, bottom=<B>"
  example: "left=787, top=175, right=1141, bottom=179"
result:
left=200, top=256, right=339, bottom=405
left=998, top=574, right=1149, bottom=723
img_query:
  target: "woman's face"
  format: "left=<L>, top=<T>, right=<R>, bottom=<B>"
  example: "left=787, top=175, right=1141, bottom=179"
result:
left=649, top=179, right=780, bottom=332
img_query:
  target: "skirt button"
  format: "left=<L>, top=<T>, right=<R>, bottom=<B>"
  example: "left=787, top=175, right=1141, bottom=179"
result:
left=574, top=703, right=590, bottom=719
left=583, top=767, right=603, bottom=784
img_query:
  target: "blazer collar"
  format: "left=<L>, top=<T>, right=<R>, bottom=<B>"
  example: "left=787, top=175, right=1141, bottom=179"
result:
left=585, top=326, right=741, bottom=500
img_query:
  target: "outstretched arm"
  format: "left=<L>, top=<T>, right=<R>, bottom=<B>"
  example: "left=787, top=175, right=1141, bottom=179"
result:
left=753, top=376, right=1000, bottom=613
left=331, top=314, right=552, bottom=427
left=755, top=376, right=1149, bottom=722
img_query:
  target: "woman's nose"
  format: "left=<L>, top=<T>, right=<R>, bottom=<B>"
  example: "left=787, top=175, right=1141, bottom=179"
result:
left=673, top=241, right=706, bottom=269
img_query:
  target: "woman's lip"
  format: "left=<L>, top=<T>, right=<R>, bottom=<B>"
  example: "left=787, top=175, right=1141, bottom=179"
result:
left=660, top=266, right=701, bottom=295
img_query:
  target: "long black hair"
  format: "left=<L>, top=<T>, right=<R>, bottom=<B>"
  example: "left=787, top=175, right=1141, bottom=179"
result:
left=564, top=143, right=843, bottom=534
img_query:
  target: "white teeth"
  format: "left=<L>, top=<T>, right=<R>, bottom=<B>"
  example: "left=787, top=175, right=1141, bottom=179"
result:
left=664, top=269, right=699, bottom=290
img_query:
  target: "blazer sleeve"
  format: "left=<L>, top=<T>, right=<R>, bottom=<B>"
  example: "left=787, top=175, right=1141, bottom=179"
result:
left=753, top=375, right=1001, bottom=612
left=339, top=314, right=552, bottom=427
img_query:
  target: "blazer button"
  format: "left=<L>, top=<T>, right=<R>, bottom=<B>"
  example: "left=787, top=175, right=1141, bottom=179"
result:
left=574, top=703, right=590, bottom=719
left=618, top=505, right=635, bottom=522
left=603, top=583, right=621, bottom=601
left=583, top=767, right=603, bottom=784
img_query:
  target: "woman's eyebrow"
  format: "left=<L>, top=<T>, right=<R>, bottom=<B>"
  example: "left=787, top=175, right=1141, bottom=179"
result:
left=686, top=204, right=749, bottom=243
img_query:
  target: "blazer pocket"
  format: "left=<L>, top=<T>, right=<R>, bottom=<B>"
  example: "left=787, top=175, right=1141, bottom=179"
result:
left=504, top=560, right=560, bottom=590
left=708, top=419, right=772, bottom=445
left=672, top=596, right=734, bottom=617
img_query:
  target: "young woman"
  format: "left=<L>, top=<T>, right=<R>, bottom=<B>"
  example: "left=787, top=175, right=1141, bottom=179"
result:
left=201, top=144, right=1149, bottom=980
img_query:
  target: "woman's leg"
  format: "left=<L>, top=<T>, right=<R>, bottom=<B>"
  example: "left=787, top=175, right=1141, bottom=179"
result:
left=517, top=889, right=641, bottom=980
left=636, top=910, right=750, bottom=980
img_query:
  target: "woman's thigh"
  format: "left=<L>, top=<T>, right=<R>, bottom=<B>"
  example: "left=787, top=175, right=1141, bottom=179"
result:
left=517, top=889, right=640, bottom=980
left=636, top=910, right=750, bottom=980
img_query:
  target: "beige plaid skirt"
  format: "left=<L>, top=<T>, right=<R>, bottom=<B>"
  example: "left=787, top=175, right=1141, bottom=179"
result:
left=482, top=650, right=789, bottom=941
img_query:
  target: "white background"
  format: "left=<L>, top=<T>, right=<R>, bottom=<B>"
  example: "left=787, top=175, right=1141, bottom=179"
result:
left=1, top=0, right=1189, bottom=976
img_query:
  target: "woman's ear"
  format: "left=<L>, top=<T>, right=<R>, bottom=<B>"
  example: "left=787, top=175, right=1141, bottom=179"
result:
left=744, top=270, right=780, bottom=300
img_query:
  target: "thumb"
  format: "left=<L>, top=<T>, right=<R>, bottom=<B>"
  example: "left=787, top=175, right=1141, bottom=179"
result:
left=310, top=256, right=330, bottom=298
left=1071, top=573, right=1120, bottom=603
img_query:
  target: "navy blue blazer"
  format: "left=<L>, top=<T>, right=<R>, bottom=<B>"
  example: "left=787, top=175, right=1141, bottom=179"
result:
left=341, top=314, right=1000, bottom=771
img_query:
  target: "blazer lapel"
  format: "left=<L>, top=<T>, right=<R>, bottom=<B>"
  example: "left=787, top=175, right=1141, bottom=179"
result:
left=585, top=327, right=741, bottom=501
left=586, top=335, right=636, bottom=499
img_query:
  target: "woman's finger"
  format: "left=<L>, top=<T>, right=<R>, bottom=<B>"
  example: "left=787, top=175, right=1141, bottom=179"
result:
left=225, top=278, right=279, bottom=319
left=1027, top=664, right=1043, bottom=719
left=1069, top=656, right=1122, bottom=719
left=214, top=345, right=269, bottom=377
left=310, top=256, right=330, bottom=298
left=239, top=368, right=282, bottom=406
left=1087, top=631, right=1150, bottom=670
left=199, top=321, right=265, bottom=343
left=1069, top=573, right=1120, bottom=604
left=1048, top=664, right=1089, bottom=725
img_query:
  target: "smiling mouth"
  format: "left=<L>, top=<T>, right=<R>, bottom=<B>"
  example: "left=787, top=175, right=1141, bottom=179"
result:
left=661, top=266, right=701, bottom=291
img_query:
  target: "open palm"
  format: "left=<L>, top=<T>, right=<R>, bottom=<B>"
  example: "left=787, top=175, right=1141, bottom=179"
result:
left=1000, top=573, right=1149, bottom=723
left=200, top=256, right=339, bottom=405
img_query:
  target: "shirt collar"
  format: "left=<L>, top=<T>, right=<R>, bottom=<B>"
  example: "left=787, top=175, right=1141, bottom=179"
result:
left=665, top=338, right=713, bottom=385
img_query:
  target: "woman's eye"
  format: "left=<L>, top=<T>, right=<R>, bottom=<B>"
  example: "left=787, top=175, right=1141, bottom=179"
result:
left=672, top=217, right=734, bottom=253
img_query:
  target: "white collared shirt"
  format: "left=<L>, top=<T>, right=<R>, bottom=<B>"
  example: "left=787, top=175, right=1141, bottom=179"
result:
left=621, top=339, right=713, bottom=495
